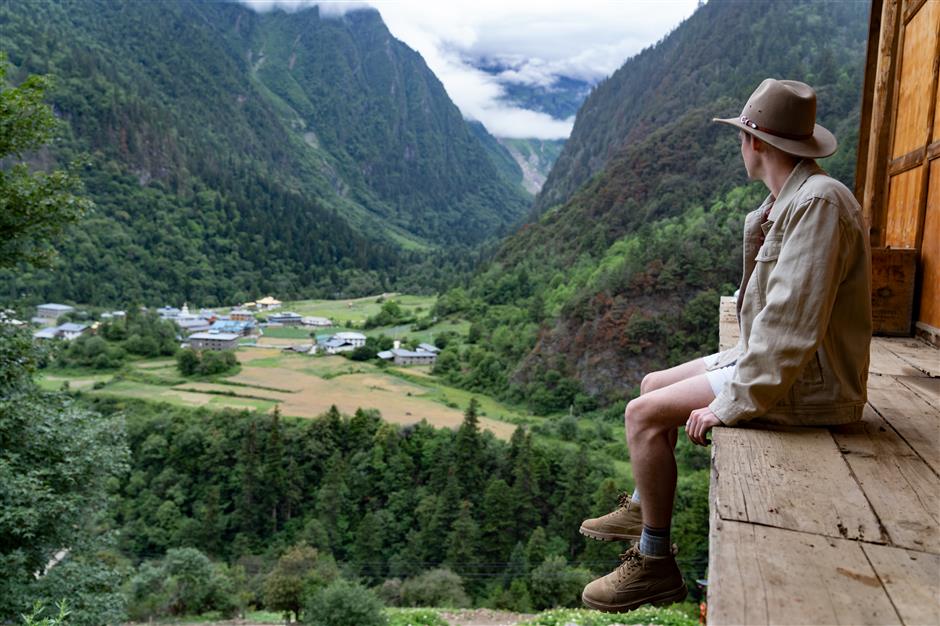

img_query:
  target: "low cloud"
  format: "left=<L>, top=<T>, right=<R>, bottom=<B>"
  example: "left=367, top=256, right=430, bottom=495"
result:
left=238, top=0, right=699, bottom=139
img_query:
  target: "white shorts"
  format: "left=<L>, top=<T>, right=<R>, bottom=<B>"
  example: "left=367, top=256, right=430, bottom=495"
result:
left=703, top=352, right=735, bottom=397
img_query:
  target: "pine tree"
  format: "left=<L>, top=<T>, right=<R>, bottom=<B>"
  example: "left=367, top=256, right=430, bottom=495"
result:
left=445, top=500, right=481, bottom=590
left=454, top=398, right=483, bottom=501
left=479, top=478, right=517, bottom=566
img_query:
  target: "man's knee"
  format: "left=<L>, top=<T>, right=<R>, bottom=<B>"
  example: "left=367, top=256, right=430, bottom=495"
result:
left=625, top=395, right=657, bottom=439
left=640, top=372, right=664, bottom=395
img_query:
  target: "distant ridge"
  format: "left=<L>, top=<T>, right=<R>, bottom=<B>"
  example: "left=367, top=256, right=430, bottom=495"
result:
left=0, top=0, right=529, bottom=305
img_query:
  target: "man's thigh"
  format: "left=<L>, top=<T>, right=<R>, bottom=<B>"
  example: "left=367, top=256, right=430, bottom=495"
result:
left=631, top=373, right=716, bottom=431
left=642, top=357, right=709, bottom=394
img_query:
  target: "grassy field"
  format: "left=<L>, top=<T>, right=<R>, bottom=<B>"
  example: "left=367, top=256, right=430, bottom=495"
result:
left=34, top=295, right=540, bottom=440
left=42, top=348, right=529, bottom=440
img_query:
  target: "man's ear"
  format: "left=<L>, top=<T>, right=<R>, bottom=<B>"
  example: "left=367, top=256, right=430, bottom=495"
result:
left=750, top=135, right=765, bottom=152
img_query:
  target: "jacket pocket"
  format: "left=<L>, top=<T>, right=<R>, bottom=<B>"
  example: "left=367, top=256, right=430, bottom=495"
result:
left=752, top=236, right=781, bottom=309
left=796, top=351, right=824, bottom=386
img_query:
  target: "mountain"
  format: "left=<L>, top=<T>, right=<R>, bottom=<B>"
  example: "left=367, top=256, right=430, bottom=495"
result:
left=0, top=0, right=529, bottom=306
left=439, top=0, right=871, bottom=410
left=534, top=0, right=865, bottom=215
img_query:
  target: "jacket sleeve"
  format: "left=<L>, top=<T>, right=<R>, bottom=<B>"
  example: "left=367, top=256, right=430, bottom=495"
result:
left=708, top=197, right=846, bottom=426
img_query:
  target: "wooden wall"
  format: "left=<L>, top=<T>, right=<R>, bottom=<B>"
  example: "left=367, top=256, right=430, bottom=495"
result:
left=857, top=0, right=940, bottom=342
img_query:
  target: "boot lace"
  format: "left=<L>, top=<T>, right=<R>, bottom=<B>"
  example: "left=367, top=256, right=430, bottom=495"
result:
left=616, top=491, right=632, bottom=509
left=616, top=546, right=643, bottom=582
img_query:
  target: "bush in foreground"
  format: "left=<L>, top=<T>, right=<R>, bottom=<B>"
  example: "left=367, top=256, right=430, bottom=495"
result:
left=304, top=579, right=386, bottom=626
left=399, top=568, right=470, bottom=608
left=521, top=605, right=697, bottom=626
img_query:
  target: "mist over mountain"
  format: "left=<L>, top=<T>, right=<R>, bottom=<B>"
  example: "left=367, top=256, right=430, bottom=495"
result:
left=472, top=61, right=592, bottom=192
left=0, top=0, right=529, bottom=306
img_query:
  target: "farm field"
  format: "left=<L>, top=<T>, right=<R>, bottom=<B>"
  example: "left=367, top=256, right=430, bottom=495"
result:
left=42, top=348, right=529, bottom=440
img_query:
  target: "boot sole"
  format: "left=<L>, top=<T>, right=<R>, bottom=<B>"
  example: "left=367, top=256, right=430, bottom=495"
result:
left=578, top=525, right=641, bottom=542
left=581, top=583, right=688, bottom=613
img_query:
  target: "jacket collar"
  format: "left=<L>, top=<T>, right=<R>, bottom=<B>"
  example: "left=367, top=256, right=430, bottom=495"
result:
left=766, top=159, right=826, bottom=223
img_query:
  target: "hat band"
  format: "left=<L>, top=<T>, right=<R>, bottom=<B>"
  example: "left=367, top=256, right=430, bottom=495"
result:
left=740, top=115, right=813, bottom=141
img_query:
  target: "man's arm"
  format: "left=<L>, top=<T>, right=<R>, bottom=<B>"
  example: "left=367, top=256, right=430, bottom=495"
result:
left=708, top=196, right=846, bottom=426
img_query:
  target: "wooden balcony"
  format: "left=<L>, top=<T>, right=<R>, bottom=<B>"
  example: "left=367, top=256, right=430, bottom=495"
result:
left=708, top=306, right=939, bottom=624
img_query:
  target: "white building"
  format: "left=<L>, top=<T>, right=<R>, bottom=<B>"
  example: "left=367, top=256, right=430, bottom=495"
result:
left=302, top=316, right=333, bottom=327
left=34, top=303, right=74, bottom=326
left=333, top=332, right=366, bottom=347
left=319, top=331, right=367, bottom=354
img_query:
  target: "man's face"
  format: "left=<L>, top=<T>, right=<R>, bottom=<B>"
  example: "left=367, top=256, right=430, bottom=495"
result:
left=739, top=130, right=757, bottom=179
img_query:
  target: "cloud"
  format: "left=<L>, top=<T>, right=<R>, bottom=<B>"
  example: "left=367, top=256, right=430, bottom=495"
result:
left=237, top=0, right=700, bottom=139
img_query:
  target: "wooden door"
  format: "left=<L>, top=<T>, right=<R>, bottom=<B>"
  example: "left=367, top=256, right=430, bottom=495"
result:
left=859, top=0, right=940, bottom=339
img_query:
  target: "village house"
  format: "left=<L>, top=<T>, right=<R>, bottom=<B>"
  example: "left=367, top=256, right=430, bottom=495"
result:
left=32, top=322, right=90, bottom=341
left=377, top=341, right=438, bottom=366
left=255, top=296, right=282, bottom=311
left=282, top=344, right=317, bottom=355
left=156, top=306, right=181, bottom=319
left=267, top=311, right=303, bottom=326
left=229, top=309, right=254, bottom=322
left=318, top=331, right=367, bottom=354
left=33, top=303, right=74, bottom=326
left=187, top=331, right=240, bottom=351
left=302, top=316, right=333, bottom=327
left=211, top=319, right=256, bottom=336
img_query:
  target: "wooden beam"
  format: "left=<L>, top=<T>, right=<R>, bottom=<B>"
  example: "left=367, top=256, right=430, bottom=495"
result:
left=904, top=0, right=929, bottom=24
left=888, top=147, right=927, bottom=175
left=861, top=543, right=940, bottom=626
left=867, top=380, right=940, bottom=477
left=863, top=0, right=902, bottom=248
left=831, top=406, right=940, bottom=553
left=707, top=521, right=900, bottom=625
left=856, top=0, right=886, bottom=202
left=712, top=427, right=882, bottom=541
left=928, top=139, right=940, bottom=160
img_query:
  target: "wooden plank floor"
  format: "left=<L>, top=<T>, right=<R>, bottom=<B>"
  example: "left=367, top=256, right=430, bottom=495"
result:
left=707, top=337, right=940, bottom=625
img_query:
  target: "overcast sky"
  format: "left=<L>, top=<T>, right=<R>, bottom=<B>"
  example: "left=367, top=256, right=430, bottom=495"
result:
left=240, top=1, right=701, bottom=139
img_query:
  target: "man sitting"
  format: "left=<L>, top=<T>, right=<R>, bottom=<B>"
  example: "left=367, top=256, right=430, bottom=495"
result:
left=579, top=78, right=872, bottom=613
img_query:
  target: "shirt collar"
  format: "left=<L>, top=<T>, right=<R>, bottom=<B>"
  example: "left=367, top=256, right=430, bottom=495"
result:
left=767, top=159, right=825, bottom=223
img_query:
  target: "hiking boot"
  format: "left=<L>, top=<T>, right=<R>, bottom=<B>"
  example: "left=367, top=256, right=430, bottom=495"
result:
left=579, top=492, right=643, bottom=541
left=581, top=544, right=687, bottom=613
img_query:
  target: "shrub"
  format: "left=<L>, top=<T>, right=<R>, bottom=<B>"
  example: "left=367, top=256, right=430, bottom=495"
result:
left=527, top=556, right=593, bottom=610
left=303, top=579, right=386, bottom=626
left=264, top=544, right=338, bottom=622
left=399, top=568, right=470, bottom=608
left=126, top=547, right=237, bottom=620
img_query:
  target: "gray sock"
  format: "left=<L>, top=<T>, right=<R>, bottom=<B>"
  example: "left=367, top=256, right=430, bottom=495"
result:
left=631, top=488, right=640, bottom=503
left=638, top=525, right=671, bottom=557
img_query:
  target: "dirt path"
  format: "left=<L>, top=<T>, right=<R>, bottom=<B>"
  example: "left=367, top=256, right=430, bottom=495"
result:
left=439, top=609, right=535, bottom=625
left=140, top=610, right=536, bottom=626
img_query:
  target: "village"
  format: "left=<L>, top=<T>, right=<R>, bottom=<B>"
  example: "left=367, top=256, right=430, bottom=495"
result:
left=11, top=294, right=441, bottom=367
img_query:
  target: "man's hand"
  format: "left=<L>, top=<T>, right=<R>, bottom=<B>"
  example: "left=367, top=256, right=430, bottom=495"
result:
left=686, top=407, right=721, bottom=446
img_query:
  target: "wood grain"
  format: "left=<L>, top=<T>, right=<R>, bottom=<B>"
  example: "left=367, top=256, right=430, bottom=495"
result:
left=712, top=427, right=881, bottom=541
left=878, top=337, right=940, bottom=376
left=869, top=340, right=928, bottom=377
left=707, top=521, right=900, bottom=625
left=832, top=407, right=940, bottom=552
left=862, top=543, right=940, bottom=626
left=867, top=380, right=940, bottom=477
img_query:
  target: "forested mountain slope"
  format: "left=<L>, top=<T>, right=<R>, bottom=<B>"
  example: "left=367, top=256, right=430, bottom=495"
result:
left=535, top=0, right=866, bottom=215
left=440, top=0, right=870, bottom=409
left=0, top=1, right=528, bottom=306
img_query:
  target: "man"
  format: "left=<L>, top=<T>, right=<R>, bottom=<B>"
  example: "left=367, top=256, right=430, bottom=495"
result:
left=579, top=78, right=872, bottom=613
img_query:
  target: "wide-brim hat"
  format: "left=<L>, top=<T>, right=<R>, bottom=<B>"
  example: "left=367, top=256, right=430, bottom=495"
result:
left=713, top=78, right=837, bottom=158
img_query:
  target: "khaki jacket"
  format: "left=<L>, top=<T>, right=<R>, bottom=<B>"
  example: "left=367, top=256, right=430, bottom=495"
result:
left=708, top=159, right=872, bottom=427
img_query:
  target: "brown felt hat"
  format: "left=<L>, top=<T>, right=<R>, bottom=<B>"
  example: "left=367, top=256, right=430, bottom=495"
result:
left=713, top=78, right=837, bottom=158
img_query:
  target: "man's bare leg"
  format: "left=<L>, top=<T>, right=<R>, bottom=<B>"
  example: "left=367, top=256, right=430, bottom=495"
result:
left=639, top=358, right=709, bottom=454
left=625, top=373, right=715, bottom=528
